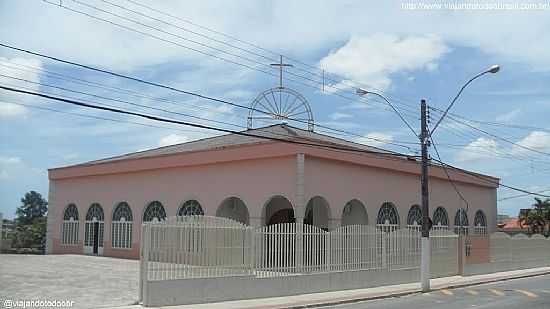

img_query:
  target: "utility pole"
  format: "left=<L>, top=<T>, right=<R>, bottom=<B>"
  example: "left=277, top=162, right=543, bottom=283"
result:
left=420, top=99, right=431, bottom=292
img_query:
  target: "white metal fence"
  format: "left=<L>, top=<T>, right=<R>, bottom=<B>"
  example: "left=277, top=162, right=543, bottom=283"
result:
left=141, top=216, right=253, bottom=282
left=140, top=216, right=459, bottom=283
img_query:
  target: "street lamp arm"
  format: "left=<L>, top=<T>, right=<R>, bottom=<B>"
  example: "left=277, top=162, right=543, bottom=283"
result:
left=430, top=65, right=499, bottom=136
left=357, top=89, right=419, bottom=138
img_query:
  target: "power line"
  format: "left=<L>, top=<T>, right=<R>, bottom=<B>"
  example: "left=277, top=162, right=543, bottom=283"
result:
left=0, top=60, right=239, bottom=119
left=434, top=124, right=550, bottom=167
left=0, top=73, right=247, bottom=130
left=430, top=136, right=470, bottom=210
left=498, top=189, right=550, bottom=201
left=0, top=67, right=419, bottom=152
left=429, top=157, right=550, bottom=198
left=0, top=44, right=419, bottom=152
left=1, top=100, right=208, bottom=135
left=0, top=84, right=419, bottom=160
left=119, top=0, right=424, bottom=112
left=4, top=84, right=548, bottom=200
left=430, top=106, right=550, bottom=157
left=39, top=0, right=422, bottom=121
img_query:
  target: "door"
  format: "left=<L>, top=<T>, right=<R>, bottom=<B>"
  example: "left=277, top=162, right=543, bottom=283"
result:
left=84, top=219, right=104, bottom=255
left=93, top=222, right=99, bottom=254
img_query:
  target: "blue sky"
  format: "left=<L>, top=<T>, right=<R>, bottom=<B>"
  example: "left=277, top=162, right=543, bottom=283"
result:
left=1, top=0, right=550, bottom=219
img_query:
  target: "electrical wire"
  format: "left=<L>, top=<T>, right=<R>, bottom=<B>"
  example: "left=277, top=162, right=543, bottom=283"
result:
left=0, top=44, right=420, bottom=152
left=0, top=84, right=420, bottom=160
left=430, top=136, right=470, bottom=211
left=39, top=0, right=422, bottom=121
left=1, top=100, right=208, bottom=135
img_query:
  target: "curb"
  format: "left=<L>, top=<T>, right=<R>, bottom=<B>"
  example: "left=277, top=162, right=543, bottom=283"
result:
left=274, top=270, right=550, bottom=309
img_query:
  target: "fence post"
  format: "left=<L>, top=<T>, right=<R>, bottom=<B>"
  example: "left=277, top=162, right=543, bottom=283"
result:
left=0, top=212, right=3, bottom=252
left=140, top=224, right=149, bottom=306
left=457, top=235, right=465, bottom=275
left=296, top=223, right=303, bottom=273
left=248, top=226, right=254, bottom=275
left=325, top=230, right=331, bottom=272
left=382, top=231, right=388, bottom=270
left=139, top=224, right=144, bottom=302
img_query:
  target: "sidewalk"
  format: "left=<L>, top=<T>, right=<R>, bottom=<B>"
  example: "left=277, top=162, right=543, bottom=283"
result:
left=121, top=267, right=550, bottom=309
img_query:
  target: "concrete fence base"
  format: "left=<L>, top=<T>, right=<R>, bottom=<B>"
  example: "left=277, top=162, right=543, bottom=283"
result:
left=143, top=268, right=419, bottom=307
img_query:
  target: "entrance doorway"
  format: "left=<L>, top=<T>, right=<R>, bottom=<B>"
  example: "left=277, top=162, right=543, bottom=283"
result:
left=84, top=203, right=104, bottom=255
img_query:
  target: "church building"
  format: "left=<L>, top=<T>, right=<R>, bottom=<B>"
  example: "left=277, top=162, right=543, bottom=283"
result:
left=45, top=123, right=498, bottom=259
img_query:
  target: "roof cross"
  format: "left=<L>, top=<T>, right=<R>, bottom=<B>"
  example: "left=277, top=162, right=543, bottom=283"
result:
left=270, top=55, right=293, bottom=88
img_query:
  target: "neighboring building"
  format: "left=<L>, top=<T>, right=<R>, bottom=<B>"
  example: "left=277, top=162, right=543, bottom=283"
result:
left=497, top=218, right=529, bottom=235
left=0, top=214, right=16, bottom=252
left=496, top=214, right=511, bottom=224
left=46, top=124, right=499, bottom=259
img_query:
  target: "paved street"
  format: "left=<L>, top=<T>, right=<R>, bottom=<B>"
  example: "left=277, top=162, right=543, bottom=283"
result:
left=327, top=274, right=550, bottom=309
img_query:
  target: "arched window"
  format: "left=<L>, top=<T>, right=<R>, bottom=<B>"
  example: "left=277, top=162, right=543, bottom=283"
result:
left=178, top=200, right=204, bottom=216
left=473, top=210, right=487, bottom=235
left=216, top=197, right=249, bottom=225
left=432, top=207, right=449, bottom=231
left=61, top=204, right=79, bottom=245
left=304, top=196, right=331, bottom=230
left=407, top=205, right=422, bottom=230
left=341, top=199, right=368, bottom=226
left=454, top=208, right=469, bottom=235
left=84, top=203, right=105, bottom=250
left=143, top=201, right=166, bottom=222
left=376, top=202, right=399, bottom=232
left=264, top=196, right=295, bottom=225
left=111, top=202, right=133, bottom=249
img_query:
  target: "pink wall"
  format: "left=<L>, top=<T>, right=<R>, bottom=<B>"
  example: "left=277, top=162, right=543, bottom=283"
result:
left=48, top=141, right=498, bottom=258
left=465, top=236, right=490, bottom=265
left=50, top=155, right=297, bottom=257
left=304, top=156, right=497, bottom=232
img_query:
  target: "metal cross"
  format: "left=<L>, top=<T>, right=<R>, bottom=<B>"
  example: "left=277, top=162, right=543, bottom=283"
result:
left=270, top=55, right=293, bottom=88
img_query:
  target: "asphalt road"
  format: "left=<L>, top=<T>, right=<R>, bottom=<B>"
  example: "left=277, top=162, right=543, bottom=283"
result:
left=326, top=274, right=550, bottom=309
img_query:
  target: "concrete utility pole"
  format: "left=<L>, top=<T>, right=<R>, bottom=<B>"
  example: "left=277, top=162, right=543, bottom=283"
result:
left=419, top=65, right=500, bottom=292
left=358, top=65, right=499, bottom=292
left=420, top=99, right=431, bottom=292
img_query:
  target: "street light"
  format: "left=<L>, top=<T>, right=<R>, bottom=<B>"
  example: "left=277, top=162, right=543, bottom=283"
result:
left=356, top=65, right=500, bottom=293
left=355, top=89, right=418, bottom=137
left=419, top=64, right=500, bottom=292
left=430, top=64, right=500, bottom=135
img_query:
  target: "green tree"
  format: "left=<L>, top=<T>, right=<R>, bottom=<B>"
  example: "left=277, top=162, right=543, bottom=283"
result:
left=15, top=191, right=48, bottom=225
left=519, top=198, right=550, bottom=236
left=12, top=217, right=47, bottom=251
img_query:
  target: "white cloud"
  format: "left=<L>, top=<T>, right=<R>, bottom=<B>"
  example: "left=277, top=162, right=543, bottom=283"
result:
left=329, top=112, right=353, bottom=120
left=319, top=34, right=449, bottom=92
left=495, top=109, right=521, bottom=123
left=356, top=132, right=394, bottom=148
left=0, top=156, right=22, bottom=164
left=0, top=156, right=23, bottom=181
left=158, top=134, right=189, bottom=147
left=512, top=131, right=550, bottom=154
left=0, top=102, right=26, bottom=117
left=456, top=137, right=499, bottom=162
left=1, top=1, right=550, bottom=74
left=0, top=57, right=43, bottom=117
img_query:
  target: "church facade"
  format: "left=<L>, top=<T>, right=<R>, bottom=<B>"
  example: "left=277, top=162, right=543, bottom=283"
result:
left=46, top=124, right=498, bottom=259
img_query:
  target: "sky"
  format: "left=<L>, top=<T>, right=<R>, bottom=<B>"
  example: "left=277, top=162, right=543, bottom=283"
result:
left=1, top=0, right=550, bottom=219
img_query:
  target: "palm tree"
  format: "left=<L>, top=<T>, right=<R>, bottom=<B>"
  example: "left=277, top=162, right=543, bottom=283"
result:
left=519, top=198, right=550, bottom=236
